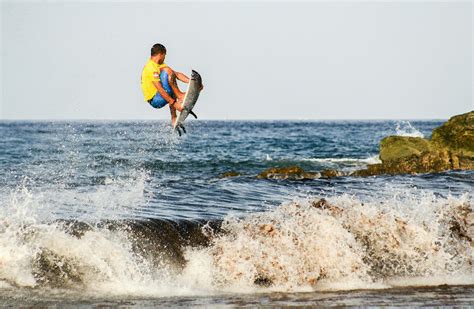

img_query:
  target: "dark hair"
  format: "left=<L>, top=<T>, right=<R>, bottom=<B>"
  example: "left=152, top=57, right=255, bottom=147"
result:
left=151, top=43, right=166, bottom=56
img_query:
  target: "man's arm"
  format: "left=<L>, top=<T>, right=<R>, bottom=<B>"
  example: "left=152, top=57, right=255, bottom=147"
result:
left=175, top=71, right=204, bottom=90
left=175, top=72, right=190, bottom=83
left=153, top=81, right=175, bottom=104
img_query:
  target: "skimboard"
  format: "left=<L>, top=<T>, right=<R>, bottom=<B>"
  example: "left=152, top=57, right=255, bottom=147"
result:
left=173, top=70, right=203, bottom=136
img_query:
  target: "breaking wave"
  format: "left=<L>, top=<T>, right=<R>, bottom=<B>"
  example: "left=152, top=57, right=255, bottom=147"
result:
left=0, top=183, right=472, bottom=298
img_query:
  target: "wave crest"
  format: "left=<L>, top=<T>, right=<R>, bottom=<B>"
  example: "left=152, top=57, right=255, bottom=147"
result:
left=185, top=194, right=473, bottom=291
left=0, top=186, right=472, bottom=296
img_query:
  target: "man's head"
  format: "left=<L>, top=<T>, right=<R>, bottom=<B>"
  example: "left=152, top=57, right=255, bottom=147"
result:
left=151, top=43, right=166, bottom=64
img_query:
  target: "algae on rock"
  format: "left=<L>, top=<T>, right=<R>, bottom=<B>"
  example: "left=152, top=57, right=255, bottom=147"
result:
left=257, top=166, right=321, bottom=180
left=354, top=111, right=474, bottom=176
left=379, top=136, right=435, bottom=162
left=431, top=111, right=474, bottom=157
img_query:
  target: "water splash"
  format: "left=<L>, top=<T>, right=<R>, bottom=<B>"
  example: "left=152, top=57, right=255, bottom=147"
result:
left=395, top=121, right=424, bottom=138
left=185, top=192, right=473, bottom=292
left=0, top=182, right=472, bottom=297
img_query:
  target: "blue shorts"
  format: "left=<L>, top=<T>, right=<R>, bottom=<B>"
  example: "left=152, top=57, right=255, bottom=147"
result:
left=148, top=70, right=175, bottom=109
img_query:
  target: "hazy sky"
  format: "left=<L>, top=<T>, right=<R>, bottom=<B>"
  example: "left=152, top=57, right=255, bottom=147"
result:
left=1, top=1, right=473, bottom=120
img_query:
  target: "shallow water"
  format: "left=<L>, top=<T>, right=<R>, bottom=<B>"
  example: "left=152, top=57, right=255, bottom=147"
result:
left=1, top=285, right=473, bottom=307
left=0, top=120, right=472, bottom=307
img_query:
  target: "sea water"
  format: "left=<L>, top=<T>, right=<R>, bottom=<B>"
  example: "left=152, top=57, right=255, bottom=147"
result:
left=0, top=120, right=472, bottom=307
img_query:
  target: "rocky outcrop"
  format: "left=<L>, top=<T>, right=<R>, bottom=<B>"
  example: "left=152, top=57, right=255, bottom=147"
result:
left=220, top=171, right=241, bottom=178
left=320, top=169, right=345, bottom=178
left=255, top=167, right=346, bottom=180
left=352, top=149, right=456, bottom=176
left=379, top=136, right=434, bottom=162
left=353, top=111, right=474, bottom=176
left=228, top=111, right=473, bottom=180
left=431, top=111, right=474, bottom=157
left=256, top=166, right=321, bottom=180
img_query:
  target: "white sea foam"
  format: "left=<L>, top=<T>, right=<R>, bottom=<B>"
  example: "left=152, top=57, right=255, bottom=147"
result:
left=303, top=155, right=381, bottom=164
left=184, top=192, right=473, bottom=292
left=395, top=121, right=424, bottom=138
left=1, top=170, right=150, bottom=223
left=0, top=183, right=472, bottom=298
left=0, top=190, right=177, bottom=298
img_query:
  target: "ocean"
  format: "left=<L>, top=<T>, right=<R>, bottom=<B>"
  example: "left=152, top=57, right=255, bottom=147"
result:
left=0, top=120, right=473, bottom=307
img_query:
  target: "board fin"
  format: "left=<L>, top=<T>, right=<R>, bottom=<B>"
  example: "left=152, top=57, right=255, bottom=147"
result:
left=180, top=123, right=187, bottom=134
left=189, top=110, right=198, bottom=119
left=174, top=123, right=187, bottom=137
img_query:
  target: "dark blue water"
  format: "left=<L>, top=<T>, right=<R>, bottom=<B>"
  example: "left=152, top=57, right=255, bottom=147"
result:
left=1, top=120, right=472, bottom=221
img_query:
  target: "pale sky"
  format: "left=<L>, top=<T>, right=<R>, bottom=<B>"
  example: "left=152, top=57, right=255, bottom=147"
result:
left=1, top=1, right=473, bottom=120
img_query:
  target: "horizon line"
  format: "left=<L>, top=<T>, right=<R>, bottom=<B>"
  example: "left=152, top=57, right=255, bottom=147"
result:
left=0, top=117, right=449, bottom=122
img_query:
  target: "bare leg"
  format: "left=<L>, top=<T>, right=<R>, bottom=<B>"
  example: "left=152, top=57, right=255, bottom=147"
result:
left=162, top=67, right=185, bottom=101
left=169, top=104, right=178, bottom=127
left=163, top=67, right=186, bottom=127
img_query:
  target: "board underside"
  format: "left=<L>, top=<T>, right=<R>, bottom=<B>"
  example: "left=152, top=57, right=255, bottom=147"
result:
left=174, top=70, right=202, bottom=130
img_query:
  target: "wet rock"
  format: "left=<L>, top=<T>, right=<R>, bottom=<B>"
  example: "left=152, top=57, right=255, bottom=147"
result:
left=220, top=171, right=241, bottom=178
left=379, top=136, right=434, bottom=162
left=431, top=111, right=474, bottom=157
left=320, top=169, right=344, bottom=178
left=256, top=166, right=321, bottom=180
left=310, top=198, right=332, bottom=209
left=352, top=149, right=455, bottom=176
left=310, top=198, right=343, bottom=216
left=353, top=111, right=474, bottom=176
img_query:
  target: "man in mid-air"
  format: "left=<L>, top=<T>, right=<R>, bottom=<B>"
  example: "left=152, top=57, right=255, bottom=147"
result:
left=141, top=43, right=191, bottom=126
